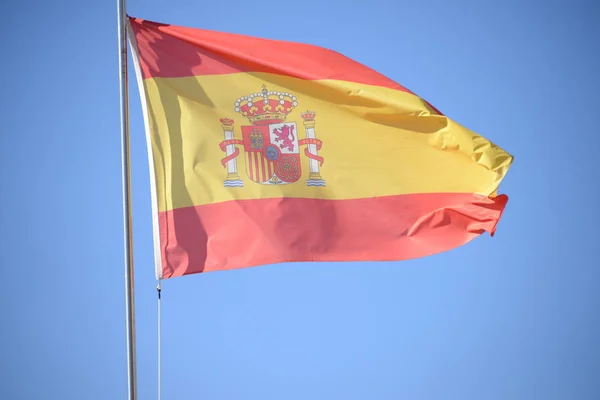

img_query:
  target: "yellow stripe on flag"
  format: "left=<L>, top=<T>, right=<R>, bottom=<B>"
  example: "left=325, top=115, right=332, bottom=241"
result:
left=140, top=72, right=511, bottom=212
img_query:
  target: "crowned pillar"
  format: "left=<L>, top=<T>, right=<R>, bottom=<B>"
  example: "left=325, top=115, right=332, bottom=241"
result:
left=301, top=111, right=326, bottom=186
left=220, top=118, right=244, bottom=187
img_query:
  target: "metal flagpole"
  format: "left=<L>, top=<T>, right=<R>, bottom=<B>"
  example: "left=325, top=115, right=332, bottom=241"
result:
left=117, top=0, right=137, bottom=398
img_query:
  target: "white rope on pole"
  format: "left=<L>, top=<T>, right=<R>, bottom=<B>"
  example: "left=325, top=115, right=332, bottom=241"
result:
left=157, top=280, right=162, bottom=400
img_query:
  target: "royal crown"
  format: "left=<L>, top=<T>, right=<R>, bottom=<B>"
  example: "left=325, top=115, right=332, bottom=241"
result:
left=300, top=111, right=316, bottom=121
left=234, top=85, right=298, bottom=125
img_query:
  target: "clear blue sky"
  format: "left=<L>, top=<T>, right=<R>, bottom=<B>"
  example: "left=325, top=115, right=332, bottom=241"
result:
left=1, top=0, right=599, bottom=399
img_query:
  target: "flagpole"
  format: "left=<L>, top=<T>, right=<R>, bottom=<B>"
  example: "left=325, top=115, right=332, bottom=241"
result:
left=117, top=0, right=137, bottom=399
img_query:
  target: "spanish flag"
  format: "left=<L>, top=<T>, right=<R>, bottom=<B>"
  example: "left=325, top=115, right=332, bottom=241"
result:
left=128, top=17, right=513, bottom=279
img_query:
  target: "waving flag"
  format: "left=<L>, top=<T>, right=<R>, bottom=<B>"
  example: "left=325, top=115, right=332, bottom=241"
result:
left=127, top=16, right=513, bottom=279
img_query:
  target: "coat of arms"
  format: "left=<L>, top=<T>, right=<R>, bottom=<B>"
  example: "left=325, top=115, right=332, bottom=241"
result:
left=218, top=85, right=325, bottom=187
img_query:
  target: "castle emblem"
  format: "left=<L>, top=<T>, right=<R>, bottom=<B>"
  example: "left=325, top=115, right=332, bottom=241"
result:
left=219, top=85, right=325, bottom=187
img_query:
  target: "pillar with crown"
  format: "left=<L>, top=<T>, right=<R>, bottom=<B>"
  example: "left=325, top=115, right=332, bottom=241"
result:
left=300, top=110, right=326, bottom=187
left=219, top=117, right=244, bottom=187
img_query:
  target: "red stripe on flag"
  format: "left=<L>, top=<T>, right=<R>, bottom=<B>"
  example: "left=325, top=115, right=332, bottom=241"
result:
left=247, top=153, right=253, bottom=181
left=157, top=193, right=508, bottom=278
left=128, top=17, right=419, bottom=97
left=260, top=154, right=266, bottom=183
left=254, top=152, right=260, bottom=182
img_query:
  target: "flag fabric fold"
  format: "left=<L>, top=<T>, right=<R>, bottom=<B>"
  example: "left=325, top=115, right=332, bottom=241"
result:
left=127, top=16, right=513, bottom=279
